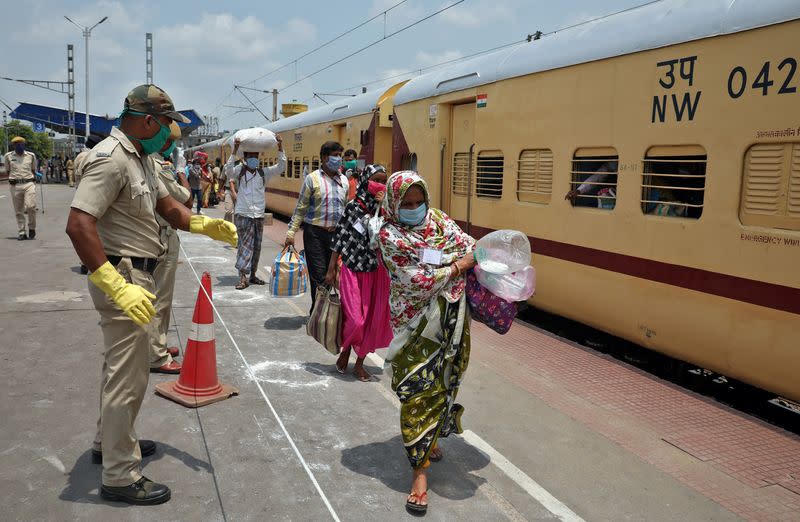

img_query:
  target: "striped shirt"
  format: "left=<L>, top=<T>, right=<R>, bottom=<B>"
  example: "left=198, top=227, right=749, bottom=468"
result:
left=287, top=169, right=348, bottom=238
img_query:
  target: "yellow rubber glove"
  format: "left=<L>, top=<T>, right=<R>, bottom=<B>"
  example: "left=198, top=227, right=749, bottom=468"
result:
left=89, top=261, right=157, bottom=326
left=189, top=215, right=238, bottom=247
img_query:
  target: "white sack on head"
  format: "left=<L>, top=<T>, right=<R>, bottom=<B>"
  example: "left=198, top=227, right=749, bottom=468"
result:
left=229, top=128, right=278, bottom=158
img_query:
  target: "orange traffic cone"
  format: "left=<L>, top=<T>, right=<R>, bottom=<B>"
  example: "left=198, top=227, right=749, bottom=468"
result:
left=155, top=271, right=238, bottom=407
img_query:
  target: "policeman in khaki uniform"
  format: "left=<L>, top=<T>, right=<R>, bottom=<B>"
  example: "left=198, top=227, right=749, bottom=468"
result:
left=66, top=84, right=237, bottom=506
left=148, top=125, right=192, bottom=374
left=66, top=156, right=75, bottom=187
left=4, top=136, right=38, bottom=240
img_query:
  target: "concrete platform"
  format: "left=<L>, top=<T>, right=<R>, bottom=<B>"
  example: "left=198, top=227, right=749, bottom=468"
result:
left=0, top=184, right=787, bottom=520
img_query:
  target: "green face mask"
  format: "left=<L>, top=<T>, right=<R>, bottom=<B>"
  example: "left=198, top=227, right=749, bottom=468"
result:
left=344, top=159, right=357, bottom=170
left=121, top=109, right=172, bottom=155
left=161, top=140, right=176, bottom=159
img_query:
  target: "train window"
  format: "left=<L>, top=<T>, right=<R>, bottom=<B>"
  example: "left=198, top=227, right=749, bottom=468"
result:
left=452, top=152, right=469, bottom=195
left=569, top=148, right=618, bottom=209
left=517, top=149, right=553, bottom=204
left=302, top=157, right=310, bottom=177
left=401, top=152, right=418, bottom=171
left=312, top=156, right=320, bottom=173
left=641, top=145, right=706, bottom=219
left=476, top=151, right=504, bottom=199
left=740, top=143, right=800, bottom=231
left=284, top=159, right=292, bottom=178
left=294, top=158, right=301, bottom=178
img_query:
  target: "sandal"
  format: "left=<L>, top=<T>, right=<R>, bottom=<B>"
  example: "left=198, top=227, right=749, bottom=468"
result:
left=406, top=490, right=428, bottom=514
left=354, top=367, right=372, bottom=382
left=235, top=277, right=249, bottom=290
left=429, top=447, right=443, bottom=463
left=249, top=276, right=266, bottom=285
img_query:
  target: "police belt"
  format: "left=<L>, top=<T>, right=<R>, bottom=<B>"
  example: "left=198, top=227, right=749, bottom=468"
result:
left=107, top=255, right=159, bottom=274
left=8, top=178, right=34, bottom=185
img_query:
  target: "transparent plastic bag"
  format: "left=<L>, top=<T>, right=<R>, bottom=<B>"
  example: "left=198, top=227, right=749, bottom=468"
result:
left=474, top=229, right=531, bottom=274
left=475, top=265, right=536, bottom=302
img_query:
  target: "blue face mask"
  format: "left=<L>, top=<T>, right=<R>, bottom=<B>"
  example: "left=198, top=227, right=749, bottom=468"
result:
left=14, top=144, right=25, bottom=154
left=398, top=203, right=427, bottom=226
left=246, top=157, right=260, bottom=170
left=326, top=155, right=342, bottom=172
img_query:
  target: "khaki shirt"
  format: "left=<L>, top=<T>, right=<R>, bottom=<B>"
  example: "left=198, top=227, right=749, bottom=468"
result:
left=71, top=127, right=169, bottom=259
left=66, top=159, right=74, bottom=171
left=4, top=151, right=37, bottom=181
left=151, top=156, right=191, bottom=228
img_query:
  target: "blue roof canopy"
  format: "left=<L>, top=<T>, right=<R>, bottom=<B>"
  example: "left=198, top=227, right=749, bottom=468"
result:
left=9, top=102, right=203, bottom=137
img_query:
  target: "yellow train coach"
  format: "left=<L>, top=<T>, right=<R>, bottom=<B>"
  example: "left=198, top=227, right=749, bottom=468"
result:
left=391, top=0, right=800, bottom=402
left=195, top=0, right=800, bottom=402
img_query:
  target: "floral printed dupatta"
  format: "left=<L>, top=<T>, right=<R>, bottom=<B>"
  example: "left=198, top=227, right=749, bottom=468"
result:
left=378, top=171, right=475, bottom=332
left=377, top=171, right=475, bottom=470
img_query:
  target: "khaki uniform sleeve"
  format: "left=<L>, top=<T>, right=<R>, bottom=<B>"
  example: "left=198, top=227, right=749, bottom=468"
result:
left=155, top=176, right=169, bottom=200
left=70, top=156, right=125, bottom=218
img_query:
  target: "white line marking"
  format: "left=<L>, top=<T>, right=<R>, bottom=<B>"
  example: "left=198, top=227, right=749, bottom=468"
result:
left=461, top=431, right=585, bottom=522
left=179, top=239, right=340, bottom=522
left=366, top=351, right=585, bottom=522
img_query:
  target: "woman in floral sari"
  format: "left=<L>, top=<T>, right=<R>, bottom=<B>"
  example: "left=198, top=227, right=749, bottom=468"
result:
left=377, top=171, right=476, bottom=513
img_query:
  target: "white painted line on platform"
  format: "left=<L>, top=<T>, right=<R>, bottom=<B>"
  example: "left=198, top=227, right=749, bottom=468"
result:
left=179, top=241, right=340, bottom=522
left=366, top=351, right=585, bottom=522
left=461, top=431, right=585, bottom=522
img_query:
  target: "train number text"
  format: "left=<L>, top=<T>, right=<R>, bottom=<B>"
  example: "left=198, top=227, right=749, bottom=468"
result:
left=727, top=58, right=797, bottom=98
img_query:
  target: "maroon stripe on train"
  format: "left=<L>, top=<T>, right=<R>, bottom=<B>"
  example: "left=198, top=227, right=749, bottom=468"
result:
left=457, top=221, right=800, bottom=316
left=266, top=187, right=301, bottom=199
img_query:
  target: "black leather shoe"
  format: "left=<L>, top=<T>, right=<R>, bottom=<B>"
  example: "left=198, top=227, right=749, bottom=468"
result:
left=27, top=229, right=35, bottom=240
left=92, top=439, right=156, bottom=464
left=100, top=476, right=171, bottom=505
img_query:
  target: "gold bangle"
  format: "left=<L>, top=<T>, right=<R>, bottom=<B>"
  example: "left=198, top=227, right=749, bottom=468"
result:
left=452, top=263, right=461, bottom=278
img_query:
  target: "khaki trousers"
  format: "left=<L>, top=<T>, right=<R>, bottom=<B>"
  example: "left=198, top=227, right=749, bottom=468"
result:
left=223, top=191, right=234, bottom=222
left=88, top=258, right=154, bottom=487
left=67, top=168, right=75, bottom=187
left=10, top=182, right=37, bottom=234
left=150, top=231, right=179, bottom=368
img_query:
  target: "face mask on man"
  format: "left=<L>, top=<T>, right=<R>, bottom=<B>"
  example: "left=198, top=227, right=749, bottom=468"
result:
left=14, top=143, right=25, bottom=154
left=122, top=110, right=172, bottom=155
left=326, top=155, right=342, bottom=172
left=398, top=203, right=427, bottom=226
left=246, top=157, right=260, bottom=170
left=344, top=159, right=357, bottom=171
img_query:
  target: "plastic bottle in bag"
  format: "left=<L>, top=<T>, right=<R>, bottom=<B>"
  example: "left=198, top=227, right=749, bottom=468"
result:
left=474, top=229, right=531, bottom=274
left=475, top=265, right=536, bottom=302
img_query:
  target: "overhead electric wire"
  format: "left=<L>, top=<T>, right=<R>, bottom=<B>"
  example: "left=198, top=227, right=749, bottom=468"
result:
left=543, top=0, right=663, bottom=36
left=249, top=0, right=465, bottom=107
left=220, top=0, right=663, bottom=122
left=243, top=0, right=409, bottom=86
left=321, top=37, right=530, bottom=98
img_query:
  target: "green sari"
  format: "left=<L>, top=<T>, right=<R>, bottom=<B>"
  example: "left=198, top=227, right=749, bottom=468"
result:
left=391, top=295, right=470, bottom=469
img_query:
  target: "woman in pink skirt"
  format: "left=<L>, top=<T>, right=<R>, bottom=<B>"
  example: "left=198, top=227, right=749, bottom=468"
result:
left=325, top=164, right=393, bottom=381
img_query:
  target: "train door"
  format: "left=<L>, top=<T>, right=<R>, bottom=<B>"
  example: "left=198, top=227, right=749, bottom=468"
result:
left=447, top=102, right=475, bottom=232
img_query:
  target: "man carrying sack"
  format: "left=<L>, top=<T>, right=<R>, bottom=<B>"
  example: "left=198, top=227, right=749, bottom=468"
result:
left=66, top=84, right=238, bottom=506
left=225, top=132, right=285, bottom=290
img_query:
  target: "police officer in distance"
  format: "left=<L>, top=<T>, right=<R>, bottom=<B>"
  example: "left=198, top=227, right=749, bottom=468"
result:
left=4, top=136, right=38, bottom=240
left=66, top=84, right=238, bottom=506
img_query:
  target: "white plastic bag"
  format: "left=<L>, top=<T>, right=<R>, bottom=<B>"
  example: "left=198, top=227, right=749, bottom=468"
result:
left=475, top=265, right=536, bottom=302
left=474, top=229, right=531, bottom=274
left=230, top=127, right=278, bottom=158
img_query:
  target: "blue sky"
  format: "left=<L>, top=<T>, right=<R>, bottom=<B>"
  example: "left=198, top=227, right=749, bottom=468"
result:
left=1, top=0, right=641, bottom=132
